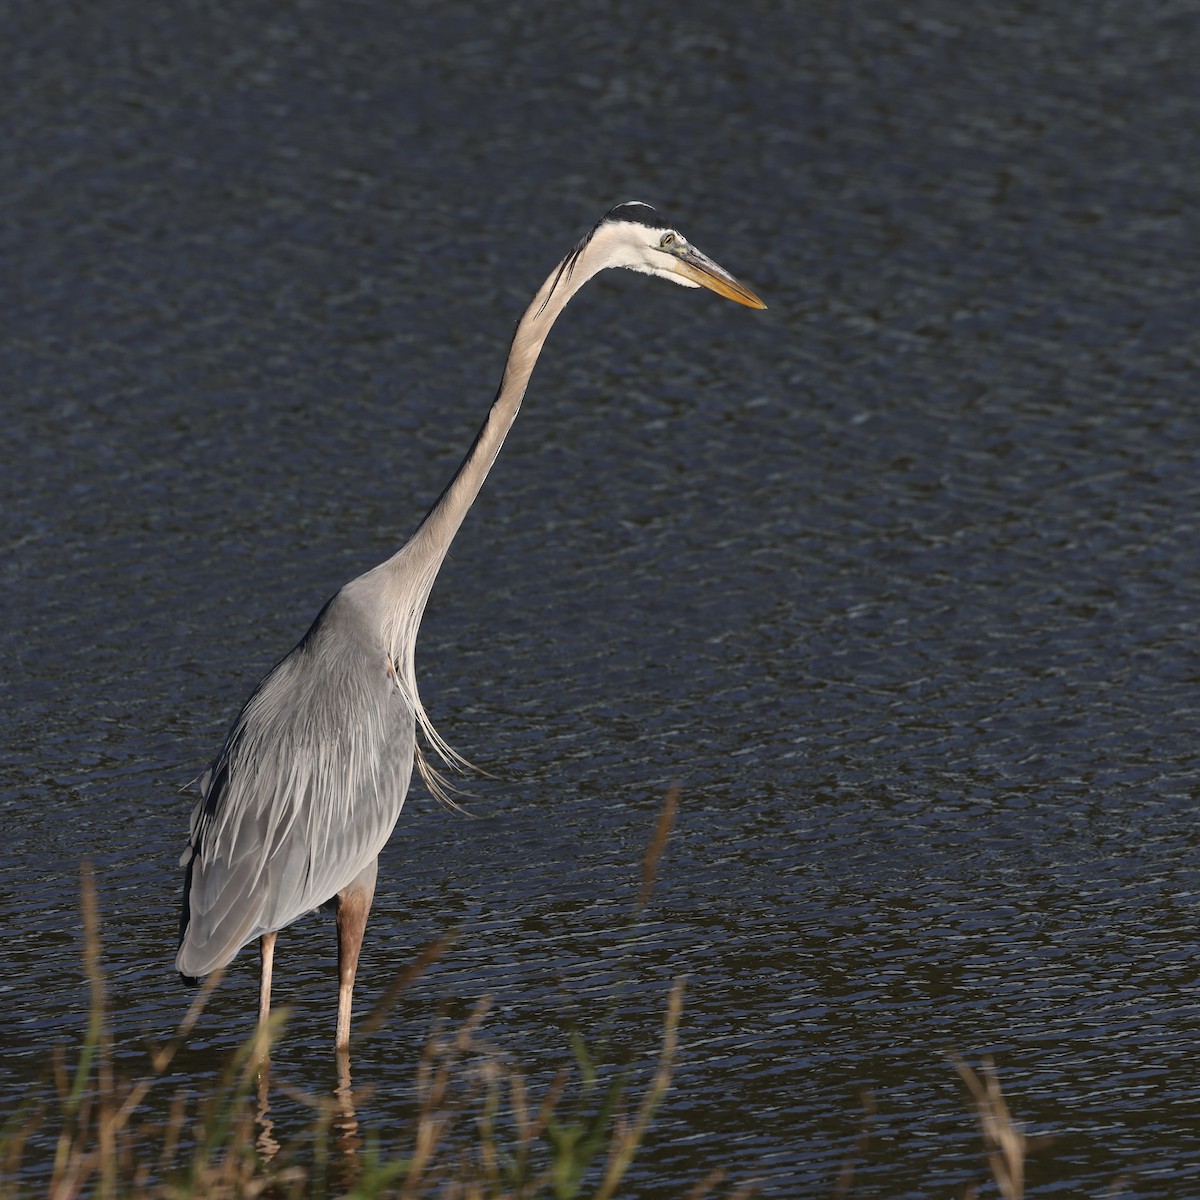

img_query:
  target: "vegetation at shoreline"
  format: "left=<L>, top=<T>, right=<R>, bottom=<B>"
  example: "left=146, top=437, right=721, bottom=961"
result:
left=3, top=788, right=750, bottom=1199
left=2, top=790, right=1048, bottom=1198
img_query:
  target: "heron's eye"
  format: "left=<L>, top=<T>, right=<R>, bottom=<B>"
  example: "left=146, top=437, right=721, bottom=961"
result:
left=660, top=231, right=678, bottom=249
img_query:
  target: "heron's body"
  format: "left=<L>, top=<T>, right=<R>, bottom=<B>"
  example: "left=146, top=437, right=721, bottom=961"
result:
left=176, top=202, right=765, bottom=1051
left=178, top=583, right=414, bottom=978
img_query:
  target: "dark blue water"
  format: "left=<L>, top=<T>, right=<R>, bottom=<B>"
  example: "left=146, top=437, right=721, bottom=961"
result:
left=3, top=0, right=1199, bottom=1194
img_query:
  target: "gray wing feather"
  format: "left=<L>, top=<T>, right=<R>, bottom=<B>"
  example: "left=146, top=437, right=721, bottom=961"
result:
left=177, top=587, right=416, bottom=978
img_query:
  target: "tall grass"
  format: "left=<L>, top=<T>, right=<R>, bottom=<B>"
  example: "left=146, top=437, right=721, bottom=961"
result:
left=1, top=787, right=1054, bottom=1198
left=1, top=788, right=756, bottom=1199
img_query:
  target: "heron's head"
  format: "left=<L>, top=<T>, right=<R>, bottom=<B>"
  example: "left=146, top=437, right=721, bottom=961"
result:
left=571, top=201, right=767, bottom=310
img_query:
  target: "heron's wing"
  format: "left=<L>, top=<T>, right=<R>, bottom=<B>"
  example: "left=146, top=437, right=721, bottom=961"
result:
left=176, top=616, right=415, bottom=978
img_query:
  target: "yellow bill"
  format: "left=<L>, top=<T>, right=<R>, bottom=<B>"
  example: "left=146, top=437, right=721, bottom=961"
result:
left=672, top=244, right=767, bottom=309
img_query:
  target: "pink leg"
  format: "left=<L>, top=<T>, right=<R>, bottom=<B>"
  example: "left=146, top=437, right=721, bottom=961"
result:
left=257, top=931, right=277, bottom=1065
left=334, top=858, right=378, bottom=1052
left=259, top=931, right=277, bottom=1029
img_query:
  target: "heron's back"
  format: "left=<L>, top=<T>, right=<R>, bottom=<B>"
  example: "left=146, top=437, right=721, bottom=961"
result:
left=177, top=587, right=416, bottom=978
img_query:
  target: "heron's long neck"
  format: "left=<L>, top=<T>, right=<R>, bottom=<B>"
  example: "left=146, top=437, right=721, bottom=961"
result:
left=360, top=238, right=609, bottom=782
left=378, top=247, right=599, bottom=622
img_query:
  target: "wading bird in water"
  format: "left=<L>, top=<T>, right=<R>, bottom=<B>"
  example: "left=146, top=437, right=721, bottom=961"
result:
left=176, top=202, right=766, bottom=1051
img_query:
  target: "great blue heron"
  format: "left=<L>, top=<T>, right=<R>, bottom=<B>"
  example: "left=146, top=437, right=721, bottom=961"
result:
left=176, top=201, right=766, bottom=1051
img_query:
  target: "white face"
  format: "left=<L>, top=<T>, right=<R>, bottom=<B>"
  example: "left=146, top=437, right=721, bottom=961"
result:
left=597, top=220, right=703, bottom=287
left=570, top=214, right=766, bottom=310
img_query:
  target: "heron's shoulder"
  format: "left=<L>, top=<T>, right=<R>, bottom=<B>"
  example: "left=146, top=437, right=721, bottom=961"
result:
left=288, top=581, right=386, bottom=665
left=228, top=585, right=400, bottom=739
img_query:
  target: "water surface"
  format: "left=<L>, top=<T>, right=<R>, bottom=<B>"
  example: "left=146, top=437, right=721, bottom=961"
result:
left=3, top=0, right=1199, bottom=1194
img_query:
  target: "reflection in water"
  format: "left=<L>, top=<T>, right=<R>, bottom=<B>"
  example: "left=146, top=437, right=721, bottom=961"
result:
left=254, top=1065, right=280, bottom=1165
left=333, top=1049, right=363, bottom=1192
left=253, top=1049, right=363, bottom=1189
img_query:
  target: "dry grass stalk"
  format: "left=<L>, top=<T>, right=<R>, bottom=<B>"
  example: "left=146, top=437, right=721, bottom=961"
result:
left=833, top=1088, right=877, bottom=1199
left=951, top=1055, right=1025, bottom=1200
left=5, top=791, right=738, bottom=1198
left=637, top=783, right=680, bottom=911
left=355, top=933, right=453, bottom=1045
left=401, top=997, right=496, bottom=1197
left=592, top=975, right=685, bottom=1200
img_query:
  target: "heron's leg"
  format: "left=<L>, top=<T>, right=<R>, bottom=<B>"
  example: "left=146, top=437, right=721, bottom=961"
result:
left=258, top=931, right=276, bottom=1027
left=259, top=932, right=277, bottom=1027
left=256, top=931, right=277, bottom=1066
left=334, top=857, right=379, bottom=1052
